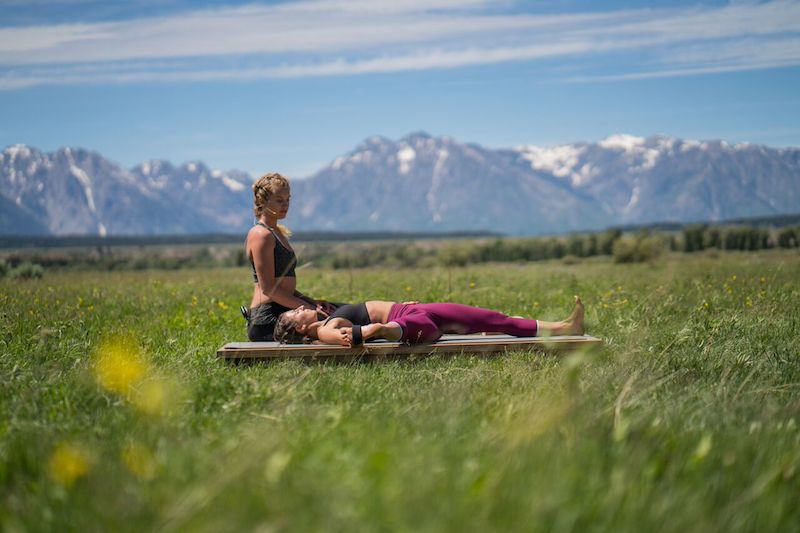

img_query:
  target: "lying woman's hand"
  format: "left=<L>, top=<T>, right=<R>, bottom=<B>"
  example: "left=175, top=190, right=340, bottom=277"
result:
left=341, top=323, right=386, bottom=346
left=340, top=327, right=354, bottom=347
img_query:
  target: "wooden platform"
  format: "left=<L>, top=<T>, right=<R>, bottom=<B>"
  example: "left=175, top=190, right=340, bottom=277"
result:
left=217, top=334, right=602, bottom=362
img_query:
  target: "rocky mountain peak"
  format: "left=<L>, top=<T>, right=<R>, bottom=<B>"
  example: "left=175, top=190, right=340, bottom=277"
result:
left=2, top=134, right=798, bottom=236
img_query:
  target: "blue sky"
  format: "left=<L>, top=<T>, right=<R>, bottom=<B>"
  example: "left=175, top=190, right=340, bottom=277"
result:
left=1, top=0, right=799, bottom=178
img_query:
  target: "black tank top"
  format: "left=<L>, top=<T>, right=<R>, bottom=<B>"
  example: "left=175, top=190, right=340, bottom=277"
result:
left=324, top=303, right=371, bottom=325
left=249, top=223, right=297, bottom=283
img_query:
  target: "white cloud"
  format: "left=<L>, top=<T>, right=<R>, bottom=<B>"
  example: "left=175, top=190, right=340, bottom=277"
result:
left=0, top=0, right=798, bottom=89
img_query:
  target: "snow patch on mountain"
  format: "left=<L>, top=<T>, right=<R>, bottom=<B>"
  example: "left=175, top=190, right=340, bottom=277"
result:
left=599, top=134, right=645, bottom=151
left=221, top=175, right=246, bottom=192
left=69, top=165, right=97, bottom=213
left=427, top=149, right=449, bottom=223
left=518, top=144, right=587, bottom=185
left=397, top=146, right=416, bottom=175
left=4, top=144, right=32, bottom=163
left=625, top=183, right=641, bottom=213
left=681, top=139, right=702, bottom=151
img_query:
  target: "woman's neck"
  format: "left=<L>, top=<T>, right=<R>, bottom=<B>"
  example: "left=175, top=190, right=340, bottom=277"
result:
left=308, top=321, right=323, bottom=339
left=258, top=215, right=279, bottom=229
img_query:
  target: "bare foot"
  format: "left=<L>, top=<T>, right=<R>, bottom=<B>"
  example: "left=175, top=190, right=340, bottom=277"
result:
left=531, top=296, right=585, bottom=337
left=561, top=296, right=585, bottom=335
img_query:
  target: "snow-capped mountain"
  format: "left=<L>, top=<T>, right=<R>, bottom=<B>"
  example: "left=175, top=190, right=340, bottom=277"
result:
left=287, top=132, right=800, bottom=234
left=0, top=145, right=251, bottom=235
left=1, top=133, right=798, bottom=236
left=515, top=134, right=800, bottom=225
left=287, top=132, right=607, bottom=234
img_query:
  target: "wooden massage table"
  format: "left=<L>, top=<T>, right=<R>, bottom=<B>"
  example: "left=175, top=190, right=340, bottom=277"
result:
left=217, top=334, right=602, bottom=362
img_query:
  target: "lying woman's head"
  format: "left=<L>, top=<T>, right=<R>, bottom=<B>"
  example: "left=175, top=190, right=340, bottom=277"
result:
left=273, top=308, right=317, bottom=344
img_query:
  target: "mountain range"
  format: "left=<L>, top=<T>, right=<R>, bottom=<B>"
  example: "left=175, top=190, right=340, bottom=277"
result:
left=2, top=133, right=798, bottom=236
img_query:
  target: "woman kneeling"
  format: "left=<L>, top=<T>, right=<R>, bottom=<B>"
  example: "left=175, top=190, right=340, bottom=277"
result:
left=273, top=298, right=585, bottom=346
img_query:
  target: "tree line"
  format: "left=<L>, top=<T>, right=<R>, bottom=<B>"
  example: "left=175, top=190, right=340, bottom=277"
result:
left=2, top=224, right=798, bottom=276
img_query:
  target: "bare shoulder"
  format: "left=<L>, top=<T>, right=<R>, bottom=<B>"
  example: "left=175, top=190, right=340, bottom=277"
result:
left=247, top=225, right=276, bottom=248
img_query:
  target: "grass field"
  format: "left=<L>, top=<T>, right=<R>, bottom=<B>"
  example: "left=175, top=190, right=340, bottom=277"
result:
left=1, top=251, right=799, bottom=531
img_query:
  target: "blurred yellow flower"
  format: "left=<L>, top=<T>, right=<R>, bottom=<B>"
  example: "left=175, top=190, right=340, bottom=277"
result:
left=469, top=281, right=476, bottom=289
left=94, top=337, right=148, bottom=395
left=217, top=301, right=229, bottom=311
left=122, top=443, right=157, bottom=480
left=48, top=443, right=90, bottom=487
left=131, top=378, right=179, bottom=416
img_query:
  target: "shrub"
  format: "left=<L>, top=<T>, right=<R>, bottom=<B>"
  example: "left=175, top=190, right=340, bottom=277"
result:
left=0, top=259, right=7, bottom=277
left=437, top=243, right=473, bottom=267
left=638, top=235, right=664, bottom=261
left=598, top=229, right=622, bottom=255
left=778, top=227, right=798, bottom=248
left=613, top=235, right=664, bottom=264
left=9, top=262, right=44, bottom=279
left=683, top=225, right=706, bottom=252
left=612, top=237, right=638, bottom=263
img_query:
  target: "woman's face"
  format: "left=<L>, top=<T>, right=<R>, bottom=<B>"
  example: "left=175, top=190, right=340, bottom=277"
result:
left=285, top=307, right=317, bottom=332
left=265, top=185, right=291, bottom=219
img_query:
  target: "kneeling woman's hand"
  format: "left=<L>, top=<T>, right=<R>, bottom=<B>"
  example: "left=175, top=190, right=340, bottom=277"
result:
left=317, top=300, right=336, bottom=315
left=315, top=303, right=331, bottom=318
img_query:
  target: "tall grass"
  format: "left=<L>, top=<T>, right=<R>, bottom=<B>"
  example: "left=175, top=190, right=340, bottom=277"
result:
left=1, top=251, right=798, bottom=531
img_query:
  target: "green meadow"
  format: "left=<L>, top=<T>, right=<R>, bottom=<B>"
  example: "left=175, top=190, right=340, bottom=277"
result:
left=1, top=251, right=799, bottom=531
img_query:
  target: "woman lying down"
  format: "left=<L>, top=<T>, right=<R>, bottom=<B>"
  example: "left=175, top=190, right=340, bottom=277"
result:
left=273, top=298, right=585, bottom=346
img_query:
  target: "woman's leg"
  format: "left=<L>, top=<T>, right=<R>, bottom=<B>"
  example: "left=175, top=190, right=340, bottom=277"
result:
left=416, top=303, right=539, bottom=337
left=386, top=299, right=584, bottom=344
left=386, top=302, right=535, bottom=344
left=391, top=307, right=443, bottom=344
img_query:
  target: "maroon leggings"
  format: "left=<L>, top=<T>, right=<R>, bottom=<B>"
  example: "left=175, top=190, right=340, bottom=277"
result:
left=387, top=303, right=538, bottom=344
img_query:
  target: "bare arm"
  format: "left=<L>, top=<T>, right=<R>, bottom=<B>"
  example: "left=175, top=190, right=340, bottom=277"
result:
left=250, top=230, right=308, bottom=309
left=316, top=318, right=351, bottom=346
left=359, top=322, right=403, bottom=343
left=331, top=322, right=403, bottom=346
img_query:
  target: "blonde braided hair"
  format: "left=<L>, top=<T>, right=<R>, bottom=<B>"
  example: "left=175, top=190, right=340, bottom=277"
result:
left=253, top=172, right=292, bottom=235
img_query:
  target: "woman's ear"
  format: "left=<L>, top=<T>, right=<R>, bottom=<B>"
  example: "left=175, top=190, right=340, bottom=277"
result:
left=296, top=323, right=307, bottom=333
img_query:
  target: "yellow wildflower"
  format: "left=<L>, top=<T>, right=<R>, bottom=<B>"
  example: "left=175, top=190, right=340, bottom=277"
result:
left=93, top=337, right=148, bottom=395
left=122, top=443, right=157, bottom=480
left=131, top=378, right=177, bottom=416
left=48, top=443, right=90, bottom=487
